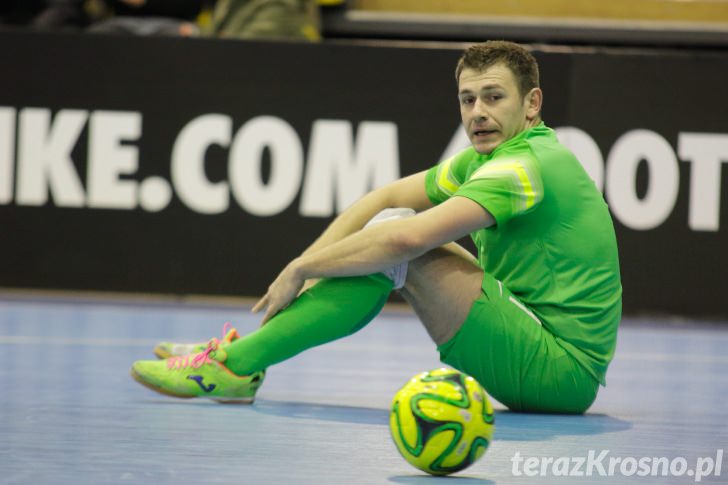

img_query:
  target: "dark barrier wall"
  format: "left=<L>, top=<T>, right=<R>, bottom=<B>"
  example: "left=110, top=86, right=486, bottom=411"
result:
left=1, top=32, right=727, bottom=317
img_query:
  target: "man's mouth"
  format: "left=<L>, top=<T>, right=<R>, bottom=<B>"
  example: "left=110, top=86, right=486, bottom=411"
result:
left=473, top=129, right=497, bottom=137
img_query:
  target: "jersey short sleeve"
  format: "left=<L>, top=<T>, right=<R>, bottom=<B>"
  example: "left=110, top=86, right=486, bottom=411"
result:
left=455, top=156, right=544, bottom=226
left=424, top=147, right=478, bottom=205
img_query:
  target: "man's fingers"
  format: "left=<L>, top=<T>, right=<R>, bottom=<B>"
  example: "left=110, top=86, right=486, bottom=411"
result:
left=252, top=293, right=269, bottom=313
left=261, top=305, right=278, bottom=326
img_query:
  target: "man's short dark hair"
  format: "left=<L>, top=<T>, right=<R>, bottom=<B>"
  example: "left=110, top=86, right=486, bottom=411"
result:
left=455, top=41, right=540, bottom=98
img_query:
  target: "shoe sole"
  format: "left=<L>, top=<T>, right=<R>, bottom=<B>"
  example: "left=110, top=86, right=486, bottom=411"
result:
left=130, top=367, right=255, bottom=404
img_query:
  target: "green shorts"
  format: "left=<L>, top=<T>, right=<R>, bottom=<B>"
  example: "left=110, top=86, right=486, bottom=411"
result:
left=437, top=272, right=599, bottom=414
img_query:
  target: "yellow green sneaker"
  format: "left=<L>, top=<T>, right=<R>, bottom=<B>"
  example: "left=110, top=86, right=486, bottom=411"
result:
left=131, top=337, right=264, bottom=404
left=153, top=323, right=240, bottom=359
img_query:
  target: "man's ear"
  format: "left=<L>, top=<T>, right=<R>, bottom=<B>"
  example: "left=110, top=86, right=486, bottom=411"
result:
left=525, top=88, right=543, bottom=120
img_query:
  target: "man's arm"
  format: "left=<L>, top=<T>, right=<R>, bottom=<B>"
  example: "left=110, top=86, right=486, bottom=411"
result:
left=254, top=195, right=494, bottom=322
left=298, top=170, right=433, bottom=258
left=296, top=195, right=493, bottom=278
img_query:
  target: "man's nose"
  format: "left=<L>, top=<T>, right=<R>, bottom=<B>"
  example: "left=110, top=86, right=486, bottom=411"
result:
left=472, top=98, right=488, bottom=119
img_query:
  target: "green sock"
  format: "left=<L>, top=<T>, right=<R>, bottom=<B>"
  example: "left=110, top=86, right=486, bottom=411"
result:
left=224, top=274, right=393, bottom=376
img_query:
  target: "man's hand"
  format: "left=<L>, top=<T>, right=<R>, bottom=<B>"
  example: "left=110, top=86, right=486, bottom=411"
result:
left=252, top=260, right=305, bottom=325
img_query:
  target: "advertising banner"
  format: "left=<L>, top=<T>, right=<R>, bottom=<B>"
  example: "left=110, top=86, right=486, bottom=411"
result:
left=1, top=32, right=726, bottom=317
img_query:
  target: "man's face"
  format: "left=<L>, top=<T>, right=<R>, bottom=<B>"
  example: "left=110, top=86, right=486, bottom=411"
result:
left=458, top=63, right=538, bottom=155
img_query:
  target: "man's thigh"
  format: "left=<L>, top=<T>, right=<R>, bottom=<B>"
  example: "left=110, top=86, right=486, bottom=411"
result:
left=437, top=272, right=599, bottom=414
left=399, top=243, right=484, bottom=345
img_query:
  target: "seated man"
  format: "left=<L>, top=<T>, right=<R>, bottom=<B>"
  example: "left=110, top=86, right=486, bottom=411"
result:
left=131, top=40, right=622, bottom=414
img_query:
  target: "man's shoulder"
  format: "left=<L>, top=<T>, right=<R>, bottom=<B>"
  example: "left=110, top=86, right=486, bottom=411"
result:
left=496, top=124, right=579, bottom=171
left=484, top=142, right=539, bottom=172
left=523, top=124, right=571, bottom=156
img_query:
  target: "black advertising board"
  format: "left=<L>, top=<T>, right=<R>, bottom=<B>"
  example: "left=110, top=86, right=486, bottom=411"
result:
left=1, top=32, right=726, bottom=317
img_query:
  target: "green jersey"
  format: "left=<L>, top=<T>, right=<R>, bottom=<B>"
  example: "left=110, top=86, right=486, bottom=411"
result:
left=424, top=123, right=622, bottom=385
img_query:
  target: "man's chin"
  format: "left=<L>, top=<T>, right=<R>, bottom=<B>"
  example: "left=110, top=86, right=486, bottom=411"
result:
left=471, top=139, right=500, bottom=155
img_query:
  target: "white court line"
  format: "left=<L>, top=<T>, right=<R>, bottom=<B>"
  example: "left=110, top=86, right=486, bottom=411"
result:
left=0, top=335, right=435, bottom=356
left=616, top=351, right=728, bottom=365
left=2, top=335, right=728, bottom=365
left=0, top=335, right=158, bottom=346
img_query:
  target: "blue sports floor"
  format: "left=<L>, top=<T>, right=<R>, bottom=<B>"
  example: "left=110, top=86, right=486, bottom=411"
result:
left=0, top=294, right=726, bottom=484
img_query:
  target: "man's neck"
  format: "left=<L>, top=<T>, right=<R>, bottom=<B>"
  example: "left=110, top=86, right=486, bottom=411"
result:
left=525, top=116, right=542, bottom=130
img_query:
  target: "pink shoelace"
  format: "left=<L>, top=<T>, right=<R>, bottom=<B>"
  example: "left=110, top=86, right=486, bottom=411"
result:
left=166, top=323, right=234, bottom=370
left=167, top=338, right=219, bottom=369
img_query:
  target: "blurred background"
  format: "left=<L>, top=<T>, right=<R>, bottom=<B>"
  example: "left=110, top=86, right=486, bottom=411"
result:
left=1, top=0, right=727, bottom=319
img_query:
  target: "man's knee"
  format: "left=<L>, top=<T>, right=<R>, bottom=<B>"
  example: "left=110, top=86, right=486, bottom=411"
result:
left=365, top=208, right=416, bottom=227
left=365, top=208, right=416, bottom=289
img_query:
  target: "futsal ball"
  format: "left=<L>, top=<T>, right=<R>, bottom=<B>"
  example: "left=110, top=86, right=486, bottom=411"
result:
left=389, top=368, right=495, bottom=476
